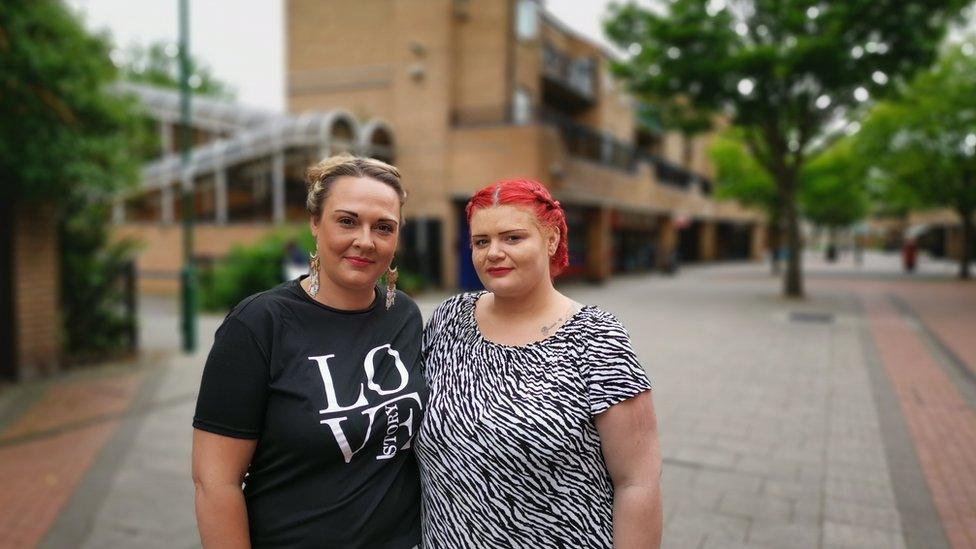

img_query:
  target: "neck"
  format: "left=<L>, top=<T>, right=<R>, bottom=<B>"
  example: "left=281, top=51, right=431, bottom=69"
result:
left=490, top=277, right=560, bottom=318
left=301, top=275, right=375, bottom=310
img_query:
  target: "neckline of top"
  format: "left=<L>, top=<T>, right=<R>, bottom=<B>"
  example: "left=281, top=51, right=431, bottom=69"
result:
left=290, top=275, right=381, bottom=315
left=465, top=291, right=593, bottom=350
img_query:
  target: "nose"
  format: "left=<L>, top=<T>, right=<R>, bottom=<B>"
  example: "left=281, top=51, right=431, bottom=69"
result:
left=353, top=226, right=376, bottom=252
left=485, top=239, right=504, bottom=262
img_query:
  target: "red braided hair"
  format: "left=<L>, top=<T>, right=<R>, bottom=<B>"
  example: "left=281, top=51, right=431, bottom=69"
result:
left=465, top=179, right=569, bottom=277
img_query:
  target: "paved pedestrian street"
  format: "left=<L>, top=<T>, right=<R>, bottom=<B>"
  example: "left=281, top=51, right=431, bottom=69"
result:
left=1, top=252, right=974, bottom=548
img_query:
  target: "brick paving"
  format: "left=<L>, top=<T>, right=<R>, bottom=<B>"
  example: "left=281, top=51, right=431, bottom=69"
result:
left=0, top=251, right=972, bottom=548
left=863, top=294, right=976, bottom=549
left=0, top=373, right=143, bottom=549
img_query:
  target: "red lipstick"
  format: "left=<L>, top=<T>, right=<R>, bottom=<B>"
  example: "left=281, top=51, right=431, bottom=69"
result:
left=344, top=256, right=374, bottom=268
left=486, top=267, right=514, bottom=277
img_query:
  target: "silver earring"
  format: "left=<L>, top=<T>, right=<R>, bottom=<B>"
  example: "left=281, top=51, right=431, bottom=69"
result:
left=308, top=250, right=320, bottom=297
left=385, top=266, right=398, bottom=310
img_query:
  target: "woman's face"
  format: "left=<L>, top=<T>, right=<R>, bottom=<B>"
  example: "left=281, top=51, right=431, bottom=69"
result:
left=310, top=176, right=401, bottom=296
left=469, top=204, right=558, bottom=298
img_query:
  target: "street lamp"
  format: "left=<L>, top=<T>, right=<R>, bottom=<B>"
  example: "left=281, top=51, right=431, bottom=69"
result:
left=179, top=0, right=197, bottom=353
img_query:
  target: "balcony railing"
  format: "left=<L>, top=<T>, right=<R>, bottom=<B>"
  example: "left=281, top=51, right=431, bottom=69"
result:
left=542, top=42, right=596, bottom=104
left=539, top=109, right=635, bottom=172
left=450, top=106, right=707, bottom=188
left=638, top=153, right=713, bottom=195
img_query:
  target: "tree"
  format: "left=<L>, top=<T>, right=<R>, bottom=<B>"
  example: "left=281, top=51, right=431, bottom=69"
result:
left=708, top=129, right=781, bottom=273
left=799, top=140, right=870, bottom=256
left=854, top=43, right=976, bottom=279
left=0, top=1, right=145, bottom=359
left=605, top=0, right=968, bottom=296
left=119, top=41, right=234, bottom=99
left=711, top=130, right=869, bottom=269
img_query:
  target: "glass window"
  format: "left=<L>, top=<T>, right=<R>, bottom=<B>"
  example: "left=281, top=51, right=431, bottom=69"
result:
left=515, top=0, right=538, bottom=41
left=512, top=87, right=532, bottom=125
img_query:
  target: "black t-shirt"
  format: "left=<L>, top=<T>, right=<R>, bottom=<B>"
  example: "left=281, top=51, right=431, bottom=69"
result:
left=193, top=277, right=426, bottom=548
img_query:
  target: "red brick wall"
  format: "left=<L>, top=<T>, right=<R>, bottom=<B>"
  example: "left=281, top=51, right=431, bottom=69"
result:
left=13, top=203, right=60, bottom=379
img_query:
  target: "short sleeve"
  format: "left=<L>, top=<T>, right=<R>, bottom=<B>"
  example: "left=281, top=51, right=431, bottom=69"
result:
left=193, top=316, right=270, bottom=439
left=583, top=313, right=652, bottom=416
left=421, top=296, right=457, bottom=359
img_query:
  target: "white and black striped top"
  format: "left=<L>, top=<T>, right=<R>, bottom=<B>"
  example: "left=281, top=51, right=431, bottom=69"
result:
left=415, top=292, right=652, bottom=548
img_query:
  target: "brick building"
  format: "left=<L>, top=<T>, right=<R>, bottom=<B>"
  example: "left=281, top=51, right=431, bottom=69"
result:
left=286, top=0, right=764, bottom=288
left=112, top=0, right=766, bottom=293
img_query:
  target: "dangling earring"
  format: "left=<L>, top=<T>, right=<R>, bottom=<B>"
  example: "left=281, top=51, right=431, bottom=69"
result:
left=385, top=265, right=398, bottom=310
left=308, top=249, right=320, bottom=298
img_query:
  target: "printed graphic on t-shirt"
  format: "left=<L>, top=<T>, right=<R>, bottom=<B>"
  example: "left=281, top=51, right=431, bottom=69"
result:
left=309, top=344, right=423, bottom=463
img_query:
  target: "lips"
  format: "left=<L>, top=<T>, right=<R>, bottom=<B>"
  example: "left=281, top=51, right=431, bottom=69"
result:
left=344, top=256, right=375, bottom=268
left=486, top=267, right=514, bottom=277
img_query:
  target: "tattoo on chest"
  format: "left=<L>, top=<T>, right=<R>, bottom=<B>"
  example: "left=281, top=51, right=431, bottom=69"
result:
left=541, top=304, right=581, bottom=336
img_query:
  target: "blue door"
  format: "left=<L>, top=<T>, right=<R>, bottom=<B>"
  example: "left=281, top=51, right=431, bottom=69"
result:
left=457, top=204, right=483, bottom=291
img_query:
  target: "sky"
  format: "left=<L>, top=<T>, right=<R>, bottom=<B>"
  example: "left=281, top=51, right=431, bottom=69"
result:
left=65, top=0, right=643, bottom=113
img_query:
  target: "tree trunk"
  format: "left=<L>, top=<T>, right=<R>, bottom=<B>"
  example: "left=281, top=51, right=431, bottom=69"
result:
left=960, top=207, right=973, bottom=280
left=781, top=178, right=804, bottom=297
left=768, top=214, right=781, bottom=275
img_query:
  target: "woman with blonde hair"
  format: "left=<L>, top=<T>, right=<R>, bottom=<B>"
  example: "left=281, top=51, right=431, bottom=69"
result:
left=192, top=155, right=426, bottom=548
left=417, top=179, right=662, bottom=548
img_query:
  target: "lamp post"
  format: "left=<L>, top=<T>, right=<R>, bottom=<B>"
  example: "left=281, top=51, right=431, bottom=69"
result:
left=179, top=0, right=197, bottom=352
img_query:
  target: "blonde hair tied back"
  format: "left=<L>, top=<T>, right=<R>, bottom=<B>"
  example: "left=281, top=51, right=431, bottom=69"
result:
left=305, top=154, right=406, bottom=219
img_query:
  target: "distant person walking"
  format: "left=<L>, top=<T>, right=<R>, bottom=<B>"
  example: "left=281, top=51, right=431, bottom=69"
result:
left=192, top=155, right=425, bottom=548
left=903, top=238, right=918, bottom=273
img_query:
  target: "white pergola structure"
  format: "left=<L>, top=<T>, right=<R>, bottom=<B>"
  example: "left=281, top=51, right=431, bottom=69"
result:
left=112, top=82, right=395, bottom=225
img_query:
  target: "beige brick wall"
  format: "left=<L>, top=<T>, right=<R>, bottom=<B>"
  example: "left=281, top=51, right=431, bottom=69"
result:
left=13, top=203, right=60, bottom=379
left=453, top=0, right=512, bottom=113
left=113, top=224, right=292, bottom=294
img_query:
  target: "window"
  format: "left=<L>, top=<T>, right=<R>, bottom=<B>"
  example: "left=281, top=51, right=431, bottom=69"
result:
left=512, top=87, right=532, bottom=125
left=515, top=0, right=538, bottom=41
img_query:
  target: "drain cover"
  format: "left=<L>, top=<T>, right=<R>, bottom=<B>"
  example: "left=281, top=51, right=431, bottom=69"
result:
left=790, top=311, right=834, bottom=324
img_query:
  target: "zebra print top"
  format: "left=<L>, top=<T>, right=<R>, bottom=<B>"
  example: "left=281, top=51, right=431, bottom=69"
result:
left=415, top=292, right=652, bottom=548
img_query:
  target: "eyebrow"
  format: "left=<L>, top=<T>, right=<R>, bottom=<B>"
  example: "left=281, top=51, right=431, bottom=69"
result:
left=334, top=210, right=399, bottom=225
left=470, top=229, right=529, bottom=238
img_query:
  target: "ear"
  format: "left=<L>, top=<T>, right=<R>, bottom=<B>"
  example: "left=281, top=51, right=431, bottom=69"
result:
left=309, top=215, right=319, bottom=238
left=545, top=226, right=560, bottom=256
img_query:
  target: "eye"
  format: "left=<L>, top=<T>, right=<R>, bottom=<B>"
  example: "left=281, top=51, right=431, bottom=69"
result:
left=472, top=238, right=489, bottom=248
left=505, top=234, right=523, bottom=243
left=337, top=217, right=356, bottom=227
left=375, top=223, right=395, bottom=234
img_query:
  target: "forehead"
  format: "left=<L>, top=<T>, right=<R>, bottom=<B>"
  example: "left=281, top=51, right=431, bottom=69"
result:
left=469, top=204, right=540, bottom=232
left=325, top=176, right=400, bottom=217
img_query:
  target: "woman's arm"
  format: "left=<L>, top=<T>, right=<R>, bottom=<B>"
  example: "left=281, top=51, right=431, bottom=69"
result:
left=192, top=429, right=258, bottom=549
left=595, top=390, right=662, bottom=549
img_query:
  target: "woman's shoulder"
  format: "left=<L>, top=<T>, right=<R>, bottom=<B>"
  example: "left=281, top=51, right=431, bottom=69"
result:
left=425, top=291, right=479, bottom=331
left=569, top=305, right=630, bottom=338
left=434, top=291, right=480, bottom=316
left=219, top=281, right=302, bottom=336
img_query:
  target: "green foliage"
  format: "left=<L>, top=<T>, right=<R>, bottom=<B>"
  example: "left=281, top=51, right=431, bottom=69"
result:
left=799, top=141, right=869, bottom=228
left=0, top=1, right=141, bottom=204
left=200, top=229, right=430, bottom=311
left=709, top=129, right=778, bottom=216
left=119, top=41, right=234, bottom=99
left=200, top=230, right=308, bottom=311
left=604, top=0, right=966, bottom=137
left=61, top=200, right=140, bottom=362
left=1, top=1, right=148, bottom=360
left=855, top=44, right=976, bottom=215
left=711, top=130, right=869, bottom=230
left=853, top=42, right=976, bottom=277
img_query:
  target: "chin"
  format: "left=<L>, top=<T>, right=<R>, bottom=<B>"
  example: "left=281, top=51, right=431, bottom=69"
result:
left=480, top=275, right=527, bottom=297
left=334, top=271, right=380, bottom=291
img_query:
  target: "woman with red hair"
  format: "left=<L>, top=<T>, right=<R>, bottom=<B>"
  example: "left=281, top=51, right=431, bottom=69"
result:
left=415, top=179, right=662, bottom=548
